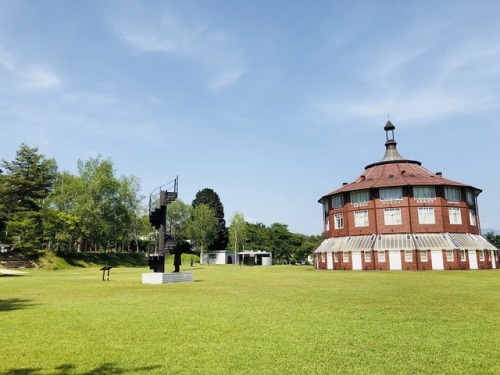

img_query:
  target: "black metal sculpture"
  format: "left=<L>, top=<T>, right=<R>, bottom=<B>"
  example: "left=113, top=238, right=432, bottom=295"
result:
left=148, top=177, right=179, bottom=273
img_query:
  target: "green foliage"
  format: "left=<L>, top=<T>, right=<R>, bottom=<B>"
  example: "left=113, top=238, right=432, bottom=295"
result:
left=0, top=144, right=58, bottom=249
left=1, top=267, right=499, bottom=374
left=244, top=221, right=322, bottom=264
left=186, top=203, right=219, bottom=252
left=167, top=199, right=192, bottom=241
left=229, top=212, right=247, bottom=252
left=5, top=213, right=39, bottom=251
left=484, top=231, right=500, bottom=248
left=0, top=143, right=58, bottom=214
left=192, top=188, right=229, bottom=249
left=48, top=156, right=146, bottom=252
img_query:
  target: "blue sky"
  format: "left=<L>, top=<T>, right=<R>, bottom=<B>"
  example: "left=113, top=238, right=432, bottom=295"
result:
left=1, top=0, right=500, bottom=235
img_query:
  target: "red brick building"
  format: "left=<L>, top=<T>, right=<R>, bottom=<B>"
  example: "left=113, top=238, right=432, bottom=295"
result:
left=314, top=121, right=499, bottom=271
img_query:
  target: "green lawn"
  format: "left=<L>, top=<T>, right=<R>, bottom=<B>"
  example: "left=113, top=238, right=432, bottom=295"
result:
left=1, top=266, right=499, bottom=374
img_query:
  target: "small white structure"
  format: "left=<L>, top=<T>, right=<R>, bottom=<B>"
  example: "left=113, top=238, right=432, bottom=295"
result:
left=238, top=250, right=272, bottom=266
left=200, top=250, right=236, bottom=265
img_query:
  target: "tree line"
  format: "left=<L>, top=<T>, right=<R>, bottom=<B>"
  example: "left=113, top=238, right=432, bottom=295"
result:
left=0, top=144, right=322, bottom=264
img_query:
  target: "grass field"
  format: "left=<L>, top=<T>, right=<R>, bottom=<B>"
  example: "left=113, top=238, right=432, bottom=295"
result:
left=1, top=265, right=499, bottom=374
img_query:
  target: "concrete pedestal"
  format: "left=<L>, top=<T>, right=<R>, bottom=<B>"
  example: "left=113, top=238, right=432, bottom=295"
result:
left=142, top=272, right=194, bottom=284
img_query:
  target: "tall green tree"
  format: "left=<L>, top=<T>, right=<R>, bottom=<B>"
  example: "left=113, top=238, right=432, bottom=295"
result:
left=1, top=144, right=58, bottom=213
left=229, top=212, right=247, bottom=253
left=245, top=222, right=270, bottom=251
left=48, top=156, right=144, bottom=252
left=192, top=188, right=229, bottom=250
left=268, top=223, right=300, bottom=264
left=0, top=144, right=58, bottom=249
left=186, top=203, right=218, bottom=253
left=167, top=199, right=192, bottom=241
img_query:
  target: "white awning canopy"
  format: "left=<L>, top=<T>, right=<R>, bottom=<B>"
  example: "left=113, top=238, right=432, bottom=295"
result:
left=314, top=233, right=498, bottom=253
left=373, top=234, right=415, bottom=251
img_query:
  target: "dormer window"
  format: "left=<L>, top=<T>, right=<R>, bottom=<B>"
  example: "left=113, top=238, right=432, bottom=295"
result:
left=350, top=190, right=369, bottom=206
left=413, top=186, right=436, bottom=201
left=445, top=187, right=461, bottom=202
left=331, top=194, right=344, bottom=209
left=466, top=190, right=474, bottom=205
left=379, top=187, right=403, bottom=201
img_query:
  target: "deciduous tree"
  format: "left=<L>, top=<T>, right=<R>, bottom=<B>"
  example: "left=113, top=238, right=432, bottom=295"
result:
left=192, top=188, right=228, bottom=250
left=186, top=203, right=218, bottom=253
left=229, top=212, right=247, bottom=254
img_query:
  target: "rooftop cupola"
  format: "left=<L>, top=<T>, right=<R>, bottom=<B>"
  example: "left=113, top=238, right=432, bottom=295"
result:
left=365, top=121, right=421, bottom=169
left=381, top=120, right=404, bottom=161
left=384, top=120, right=396, bottom=145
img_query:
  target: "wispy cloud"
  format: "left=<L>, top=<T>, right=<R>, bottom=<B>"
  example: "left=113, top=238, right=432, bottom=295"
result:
left=314, top=10, right=500, bottom=126
left=115, top=7, right=245, bottom=91
left=0, top=46, right=61, bottom=91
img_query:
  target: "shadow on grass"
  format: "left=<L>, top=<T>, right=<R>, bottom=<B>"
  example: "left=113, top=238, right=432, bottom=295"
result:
left=1, top=363, right=162, bottom=374
left=0, top=298, right=36, bottom=312
left=59, top=252, right=148, bottom=268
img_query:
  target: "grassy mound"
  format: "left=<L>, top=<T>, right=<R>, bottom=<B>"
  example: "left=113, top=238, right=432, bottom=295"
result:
left=35, top=250, right=148, bottom=270
left=35, top=250, right=199, bottom=270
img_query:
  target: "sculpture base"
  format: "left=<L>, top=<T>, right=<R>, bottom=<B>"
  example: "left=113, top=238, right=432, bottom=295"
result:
left=142, top=272, right=194, bottom=284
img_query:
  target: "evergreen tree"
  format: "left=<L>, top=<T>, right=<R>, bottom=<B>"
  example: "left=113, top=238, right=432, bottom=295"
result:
left=0, top=144, right=58, bottom=248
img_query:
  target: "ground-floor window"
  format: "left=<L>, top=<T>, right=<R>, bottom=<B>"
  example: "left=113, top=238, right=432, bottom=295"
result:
left=321, top=253, right=326, bottom=262
left=343, top=252, right=349, bottom=262
left=404, top=250, right=413, bottom=261
left=420, top=250, right=428, bottom=262
left=378, top=251, right=386, bottom=262
left=460, top=250, right=466, bottom=261
left=478, top=250, right=485, bottom=261
left=446, top=250, right=454, bottom=261
left=334, top=252, right=338, bottom=262
left=364, top=251, right=371, bottom=262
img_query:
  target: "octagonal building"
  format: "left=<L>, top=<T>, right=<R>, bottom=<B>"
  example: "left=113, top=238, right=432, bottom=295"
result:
left=314, top=121, right=498, bottom=271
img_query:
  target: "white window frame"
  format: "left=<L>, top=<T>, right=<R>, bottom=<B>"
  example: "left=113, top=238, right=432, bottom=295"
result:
left=334, top=252, right=338, bottom=262
left=404, top=250, right=413, bottom=262
left=449, top=208, right=462, bottom=225
left=446, top=250, right=454, bottom=262
left=418, top=207, right=435, bottom=224
left=445, top=187, right=461, bottom=202
left=364, top=251, right=371, bottom=262
left=478, top=250, right=484, bottom=261
left=350, top=190, right=369, bottom=206
left=420, top=250, right=428, bottom=262
left=460, top=250, right=466, bottom=261
left=354, top=210, right=369, bottom=227
left=332, top=195, right=344, bottom=209
left=384, top=208, right=402, bottom=225
left=334, top=213, right=344, bottom=229
left=343, top=252, right=349, bottom=262
left=321, top=252, right=326, bottom=262
left=380, top=187, right=403, bottom=202
left=378, top=251, right=386, bottom=262
left=413, top=186, right=436, bottom=201
left=469, top=209, right=476, bottom=226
